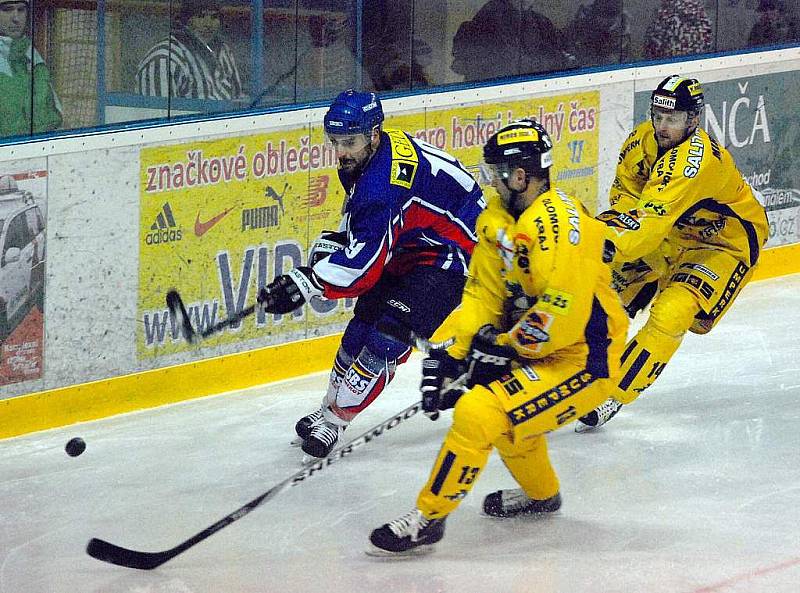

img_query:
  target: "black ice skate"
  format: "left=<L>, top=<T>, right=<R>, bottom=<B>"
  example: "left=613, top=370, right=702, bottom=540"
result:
left=575, top=398, right=623, bottom=433
left=482, top=489, right=562, bottom=518
left=294, top=407, right=324, bottom=440
left=367, top=509, right=446, bottom=556
left=301, top=418, right=345, bottom=458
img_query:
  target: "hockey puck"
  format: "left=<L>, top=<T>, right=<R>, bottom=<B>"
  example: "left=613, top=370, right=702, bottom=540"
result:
left=65, top=437, right=86, bottom=457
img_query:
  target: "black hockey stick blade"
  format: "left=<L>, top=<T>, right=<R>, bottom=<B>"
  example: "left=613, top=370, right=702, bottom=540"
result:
left=165, top=289, right=197, bottom=343
left=86, top=400, right=423, bottom=570
left=166, top=289, right=259, bottom=343
left=86, top=538, right=174, bottom=570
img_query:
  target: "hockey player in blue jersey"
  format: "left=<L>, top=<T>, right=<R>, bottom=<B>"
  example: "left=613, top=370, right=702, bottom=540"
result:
left=259, top=89, right=485, bottom=458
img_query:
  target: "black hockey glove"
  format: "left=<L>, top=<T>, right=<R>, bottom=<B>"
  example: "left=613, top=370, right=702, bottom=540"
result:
left=258, top=267, right=324, bottom=314
left=420, top=349, right=467, bottom=421
left=466, top=324, right=516, bottom=388
left=308, top=230, right=347, bottom=267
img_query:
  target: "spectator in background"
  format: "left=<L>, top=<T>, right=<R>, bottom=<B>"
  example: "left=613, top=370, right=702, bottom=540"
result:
left=293, top=13, right=375, bottom=99
left=564, top=0, right=630, bottom=67
left=360, top=0, right=431, bottom=91
left=371, top=37, right=431, bottom=91
left=136, top=0, right=243, bottom=101
left=0, top=0, right=62, bottom=137
left=748, top=0, right=800, bottom=47
left=643, top=0, right=713, bottom=59
left=451, top=0, right=570, bottom=82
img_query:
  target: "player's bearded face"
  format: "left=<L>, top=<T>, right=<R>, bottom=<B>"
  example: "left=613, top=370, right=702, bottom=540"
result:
left=481, top=162, right=523, bottom=211
left=327, top=132, right=376, bottom=174
left=651, top=107, right=697, bottom=150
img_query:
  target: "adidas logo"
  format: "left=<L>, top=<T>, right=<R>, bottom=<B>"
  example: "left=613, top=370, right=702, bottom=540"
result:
left=146, top=202, right=183, bottom=245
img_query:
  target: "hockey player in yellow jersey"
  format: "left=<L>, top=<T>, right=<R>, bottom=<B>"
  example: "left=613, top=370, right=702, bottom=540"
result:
left=575, top=75, right=769, bottom=432
left=367, top=119, right=629, bottom=556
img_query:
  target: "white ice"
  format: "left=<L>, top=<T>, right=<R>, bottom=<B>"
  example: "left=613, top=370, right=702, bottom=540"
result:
left=2, top=274, right=800, bottom=593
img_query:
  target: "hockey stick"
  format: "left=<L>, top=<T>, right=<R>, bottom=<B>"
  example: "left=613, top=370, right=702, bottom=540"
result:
left=165, top=289, right=458, bottom=350
left=86, top=398, right=427, bottom=570
left=166, top=289, right=258, bottom=344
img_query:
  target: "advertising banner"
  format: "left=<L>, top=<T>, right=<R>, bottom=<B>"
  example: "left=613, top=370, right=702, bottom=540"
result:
left=394, top=90, right=601, bottom=213
left=0, top=168, right=48, bottom=386
left=138, top=90, right=601, bottom=358
left=634, top=71, right=800, bottom=248
left=137, top=125, right=353, bottom=358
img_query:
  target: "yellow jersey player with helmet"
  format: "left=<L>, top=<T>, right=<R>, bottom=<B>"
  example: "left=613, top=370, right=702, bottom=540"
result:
left=367, top=119, right=629, bottom=556
left=576, top=75, right=769, bottom=432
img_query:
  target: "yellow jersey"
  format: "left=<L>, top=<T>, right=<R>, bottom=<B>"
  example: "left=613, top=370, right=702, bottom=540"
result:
left=447, top=187, right=628, bottom=380
left=604, top=121, right=768, bottom=266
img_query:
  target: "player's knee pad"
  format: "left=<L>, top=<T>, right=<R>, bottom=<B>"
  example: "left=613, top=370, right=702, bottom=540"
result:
left=340, top=317, right=372, bottom=359
left=368, top=315, right=413, bottom=362
left=648, top=284, right=701, bottom=338
left=450, top=386, right=507, bottom=450
left=613, top=285, right=701, bottom=404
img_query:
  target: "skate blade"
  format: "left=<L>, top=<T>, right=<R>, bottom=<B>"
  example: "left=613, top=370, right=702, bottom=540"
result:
left=299, top=439, right=346, bottom=465
left=365, top=543, right=436, bottom=558
left=574, top=422, right=599, bottom=434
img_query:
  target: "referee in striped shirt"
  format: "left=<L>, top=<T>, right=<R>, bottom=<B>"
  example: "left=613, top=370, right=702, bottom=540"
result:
left=136, top=0, right=243, bottom=101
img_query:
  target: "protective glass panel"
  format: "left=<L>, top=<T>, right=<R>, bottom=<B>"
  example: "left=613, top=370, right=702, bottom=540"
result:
left=624, top=0, right=717, bottom=60
left=104, top=0, right=171, bottom=124
left=3, top=1, right=800, bottom=143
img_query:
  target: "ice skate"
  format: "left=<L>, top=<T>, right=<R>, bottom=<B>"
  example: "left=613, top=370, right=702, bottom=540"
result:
left=301, top=418, right=346, bottom=459
left=292, top=407, right=324, bottom=445
left=367, top=509, right=446, bottom=557
left=482, top=489, right=562, bottom=518
left=574, top=398, right=623, bottom=433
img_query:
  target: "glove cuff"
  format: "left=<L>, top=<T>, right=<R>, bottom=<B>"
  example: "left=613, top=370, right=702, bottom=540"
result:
left=287, top=267, right=324, bottom=301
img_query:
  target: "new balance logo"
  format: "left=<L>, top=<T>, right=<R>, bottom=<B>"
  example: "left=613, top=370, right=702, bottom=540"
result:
left=146, top=202, right=183, bottom=245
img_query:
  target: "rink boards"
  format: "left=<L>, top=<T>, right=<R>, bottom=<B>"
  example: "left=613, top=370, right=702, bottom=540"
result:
left=1, top=48, right=799, bottom=439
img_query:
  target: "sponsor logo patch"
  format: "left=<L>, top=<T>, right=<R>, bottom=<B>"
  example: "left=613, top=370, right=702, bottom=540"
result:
left=652, top=94, right=676, bottom=110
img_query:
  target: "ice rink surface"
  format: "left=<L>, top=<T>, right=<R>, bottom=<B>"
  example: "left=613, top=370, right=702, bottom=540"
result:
left=2, top=274, right=800, bottom=593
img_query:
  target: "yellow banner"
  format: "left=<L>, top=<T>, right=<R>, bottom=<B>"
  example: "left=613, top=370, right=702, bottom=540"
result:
left=137, top=91, right=601, bottom=358
left=392, top=90, right=601, bottom=212
left=138, top=125, right=352, bottom=358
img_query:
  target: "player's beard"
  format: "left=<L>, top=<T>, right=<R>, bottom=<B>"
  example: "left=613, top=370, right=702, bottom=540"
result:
left=338, top=143, right=375, bottom=178
left=655, top=133, right=678, bottom=150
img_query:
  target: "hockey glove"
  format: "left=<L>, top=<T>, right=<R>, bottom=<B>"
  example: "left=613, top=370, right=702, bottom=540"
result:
left=466, top=324, right=516, bottom=388
left=421, top=349, right=467, bottom=421
left=308, top=230, right=347, bottom=267
left=259, top=267, right=324, bottom=314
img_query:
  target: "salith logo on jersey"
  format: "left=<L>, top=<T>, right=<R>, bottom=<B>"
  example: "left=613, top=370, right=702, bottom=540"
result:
left=146, top=202, right=183, bottom=245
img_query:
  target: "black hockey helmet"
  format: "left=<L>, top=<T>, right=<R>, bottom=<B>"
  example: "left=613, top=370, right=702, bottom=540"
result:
left=651, top=75, right=705, bottom=115
left=482, top=118, right=553, bottom=178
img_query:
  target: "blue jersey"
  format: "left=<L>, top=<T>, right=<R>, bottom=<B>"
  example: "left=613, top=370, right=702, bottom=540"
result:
left=315, top=129, right=485, bottom=299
